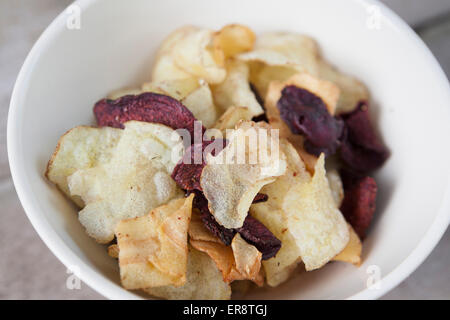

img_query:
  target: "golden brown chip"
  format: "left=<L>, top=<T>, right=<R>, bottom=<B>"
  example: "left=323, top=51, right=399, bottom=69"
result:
left=115, top=195, right=193, bottom=290
left=200, top=121, right=286, bottom=228
left=68, top=121, right=184, bottom=243
left=213, top=24, right=256, bottom=59
left=45, top=126, right=123, bottom=208
left=212, top=59, right=264, bottom=117
left=144, top=246, right=231, bottom=300
left=282, top=154, right=349, bottom=271
left=333, top=224, right=362, bottom=266
left=107, top=244, right=119, bottom=259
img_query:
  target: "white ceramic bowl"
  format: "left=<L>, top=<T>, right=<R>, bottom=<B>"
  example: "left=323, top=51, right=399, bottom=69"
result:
left=8, top=0, right=450, bottom=299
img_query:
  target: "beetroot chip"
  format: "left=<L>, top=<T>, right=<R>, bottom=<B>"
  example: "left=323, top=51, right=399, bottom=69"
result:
left=237, top=215, right=282, bottom=260
left=340, top=170, right=377, bottom=239
left=277, top=85, right=344, bottom=156
left=94, top=92, right=201, bottom=137
left=171, top=139, right=226, bottom=192
left=339, top=102, right=389, bottom=173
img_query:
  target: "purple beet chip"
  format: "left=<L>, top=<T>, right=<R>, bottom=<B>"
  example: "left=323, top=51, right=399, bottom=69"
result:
left=94, top=92, right=201, bottom=137
left=339, top=102, right=389, bottom=174
left=277, top=85, right=344, bottom=156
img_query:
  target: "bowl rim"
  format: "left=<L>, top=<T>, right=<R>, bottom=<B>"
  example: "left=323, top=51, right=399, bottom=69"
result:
left=7, top=0, right=450, bottom=300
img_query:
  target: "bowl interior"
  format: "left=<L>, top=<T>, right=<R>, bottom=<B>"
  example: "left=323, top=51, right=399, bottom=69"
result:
left=8, top=0, right=450, bottom=299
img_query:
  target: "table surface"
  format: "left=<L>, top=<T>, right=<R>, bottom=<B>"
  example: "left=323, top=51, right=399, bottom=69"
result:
left=1, top=0, right=449, bottom=300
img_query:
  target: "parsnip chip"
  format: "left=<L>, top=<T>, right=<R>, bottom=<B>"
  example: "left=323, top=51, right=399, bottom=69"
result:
left=212, top=59, right=264, bottom=117
left=213, top=24, right=256, bottom=59
left=318, top=59, right=369, bottom=114
left=145, top=247, right=231, bottom=300
left=327, top=169, right=344, bottom=207
left=181, top=82, right=219, bottom=128
left=238, top=32, right=319, bottom=76
left=45, top=126, right=122, bottom=207
left=212, top=106, right=253, bottom=133
left=250, top=140, right=310, bottom=286
left=333, top=224, right=362, bottom=266
left=170, top=26, right=226, bottom=84
left=108, top=87, right=143, bottom=100
left=141, top=77, right=200, bottom=101
left=265, top=73, right=340, bottom=172
left=282, top=154, right=349, bottom=270
left=68, top=121, right=184, bottom=243
left=115, top=195, right=193, bottom=289
left=200, top=121, right=286, bottom=229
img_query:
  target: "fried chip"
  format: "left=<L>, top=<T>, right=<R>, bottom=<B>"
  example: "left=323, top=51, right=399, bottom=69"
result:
left=327, top=168, right=344, bottom=207
left=264, top=73, right=340, bottom=172
left=141, top=77, right=200, bottom=101
left=249, top=63, right=297, bottom=101
left=238, top=32, right=319, bottom=75
left=144, top=246, right=231, bottom=300
left=212, top=59, right=264, bottom=117
left=115, top=195, right=193, bottom=289
left=200, top=121, right=286, bottom=228
left=318, top=59, right=369, bottom=114
left=68, top=121, right=184, bottom=243
left=250, top=140, right=309, bottom=286
left=181, top=82, right=219, bottom=128
left=45, top=126, right=123, bottom=207
left=212, top=106, right=253, bottom=133
left=213, top=24, right=256, bottom=59
left=282, top=154, right=349, bottom=270
left=332, top=224, right=362, bottom=266
left=231, top=233, right=263, bottom=285
left=107, top=244, right=119, bottom=259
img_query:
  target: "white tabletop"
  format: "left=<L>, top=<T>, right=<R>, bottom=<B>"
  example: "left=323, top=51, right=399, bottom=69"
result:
left=1, top=0, right=449, bottom=299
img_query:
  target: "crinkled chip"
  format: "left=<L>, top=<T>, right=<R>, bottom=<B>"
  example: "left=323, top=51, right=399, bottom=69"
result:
left=115, top=195, right=193, bottom=289
left=238, top=32, right=319, bottom=76
left=318, top=59, right=369, bottom=114
left=181, top=82, right=219, bottom=128
left=144, top=246, right=231, bottom=300
left=68, top=121, right=184, bottom=243
left=212, top=106, right=253, bottom=134
left=282, top=154, right=349, bottom=271
left=332, top=224, right=362, bottom=265
left=265, top=73, right=340, bottom=171
left=200, top=121, right=286, bottom=228
left=212, top=59, right=264, bottom=117
left=213, top=24, right=256, bottom=59
left=250, top=140, right=310, bottom=286
left=45, top=126, right=122, bottom=207
left=141, top=77, right=200, bottom=101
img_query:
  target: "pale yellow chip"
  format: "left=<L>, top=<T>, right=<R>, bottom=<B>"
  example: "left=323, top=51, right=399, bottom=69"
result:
left=181, top=82, right=219, bottom=128
left=45, top=126, right=123, bottom=208
left=115, top=195, right=193, bottom=289
left=250, top=140, right=310, bottom=286
left=212, top=59, right=264, bottom=117
left=213, top=24, right=256, bottom=59
left=326, top=168, right=344, bottom=208
left=333, top=224, right=362, bottom=266
left=211, top=106, right=253, bottom=135
left=108, top=87, right=143, bottom=100
left=318, top=59, right=369, bottom=114
left=200, top=121, right=286, bottom=228
left=264, top=73, right=340, bottom=172
left=188, top=212, right=222, bottom=243
left=68, top=121, right=184, bottom=243
left=144, top=247, right=231, bottom=300
left=282, top=154, right=349, bottom=271
left=141, top=77, right=200, bottom=101
left=238, top=32, right=319, bottom=76
left=231, top=234, right=263, bottom=286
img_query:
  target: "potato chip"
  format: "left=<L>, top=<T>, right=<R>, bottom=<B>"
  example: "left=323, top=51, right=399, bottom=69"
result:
left=211, top=106, right=253, bottom=134
left=170, top=26, right=226, bottom=84
left=212, top=59, right=264, bottom=117
left=115, top=195, right=193, bottom=289
left=264, top=73, right=340, bottom=172
left=141, top=77, right=199, bottom=101
left=238, top=32, right=319, bottom=76
left=200, top=121, right=286, bottom=228
left=68, top=121, right=184, bottom=243
left=45, top=126, right=123, bottom=207
left=282, top=154, right=349, bottom=270
left=318, top=59, right=369, bottom=114
left=231, top=233, right=263, bottom=285
left=250, top=140, right=309, bottom=286
left=213, top=24, right=256, bottom=59
left=332, top=224, right=362, bottom=265
left=145, top=246, right=231, bottom=300
left=108, top=87, right=143, bottom=100
left=326, top=168, right=344, bottom=207
left=181, top=82, right=219, bottom=128
left=188, top=212, right=222, bottom=243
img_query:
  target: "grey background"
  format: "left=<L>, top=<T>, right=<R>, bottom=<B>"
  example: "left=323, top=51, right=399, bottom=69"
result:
left=1, top=0, right=449, bottom=299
